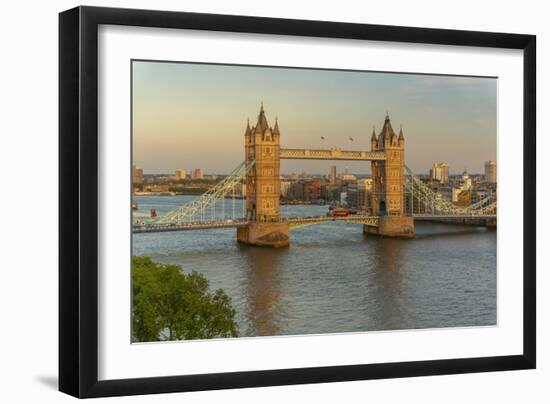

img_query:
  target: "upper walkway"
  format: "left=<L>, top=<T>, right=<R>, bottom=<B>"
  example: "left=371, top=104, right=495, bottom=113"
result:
left=280, top=148, right=386, bottom=161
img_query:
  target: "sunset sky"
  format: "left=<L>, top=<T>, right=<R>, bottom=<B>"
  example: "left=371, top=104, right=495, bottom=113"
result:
left=132, top=60, right=496, bottom=176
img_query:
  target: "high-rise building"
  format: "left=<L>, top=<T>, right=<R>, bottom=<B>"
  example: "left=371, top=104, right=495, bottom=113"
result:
left=429, top=162, right=449, bottom=183
left=191, top=168, right=204, bottom=180
left=484, top=160, right=497, bottom=183
left=280, top=180, right=292, bottom=197
left=303, top=179, right=321, bottom=200
left=329, top=165, right=337, bottom=185
left=357, top=178, right=374, bottom=213
left=175, top=169, right=186, bottom=180
left=132, top=165, right=143, bottom=184
left=346, top=181, right=359, bottom=208
left=286, top=181, right=305, bottom=200
left=340, top=191, right=348, bottom=206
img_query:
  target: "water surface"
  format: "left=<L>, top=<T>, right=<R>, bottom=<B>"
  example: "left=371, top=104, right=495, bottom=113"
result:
left=133, top=195, right=496, bottom=337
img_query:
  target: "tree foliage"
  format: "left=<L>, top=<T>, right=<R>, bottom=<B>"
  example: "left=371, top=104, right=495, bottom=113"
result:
left=132, top=256, right=238, bottom=342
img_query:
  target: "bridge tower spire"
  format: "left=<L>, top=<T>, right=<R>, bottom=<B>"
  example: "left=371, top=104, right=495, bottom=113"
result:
left=366, top=113, right=414, bottom=238
left=238, top=102, right=289, bottom=247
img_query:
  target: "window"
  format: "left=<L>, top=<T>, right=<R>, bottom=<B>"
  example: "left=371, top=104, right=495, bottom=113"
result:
left=262, top=185, right=275, bottom=193
left=262, top=167, right=274, bottom=176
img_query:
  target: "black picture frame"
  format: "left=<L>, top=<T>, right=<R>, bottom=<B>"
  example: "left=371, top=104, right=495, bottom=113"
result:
left=59, top=5, right=536, bottom=398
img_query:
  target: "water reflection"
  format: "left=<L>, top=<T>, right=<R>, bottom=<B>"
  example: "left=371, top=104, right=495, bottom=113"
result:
left=414, top=222, right=493, bottom=238
left=366, top=237, right=410, bottom=330
left=240, top=245, right=287, bottom=336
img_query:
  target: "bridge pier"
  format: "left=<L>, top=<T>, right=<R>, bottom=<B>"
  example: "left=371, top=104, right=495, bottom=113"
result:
left=363, top=216, right=415, bottom=238
left=237, top=222, right=290, bottom=248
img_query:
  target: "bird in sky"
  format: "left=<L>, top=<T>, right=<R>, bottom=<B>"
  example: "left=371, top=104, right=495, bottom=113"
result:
left=320, top=136, right=325, bottom=140
left=349, top=137, right=354, bottom=141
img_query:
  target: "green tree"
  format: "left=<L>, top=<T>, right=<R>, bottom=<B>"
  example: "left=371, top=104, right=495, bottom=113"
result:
left=132, top=256, right=238, bottom=342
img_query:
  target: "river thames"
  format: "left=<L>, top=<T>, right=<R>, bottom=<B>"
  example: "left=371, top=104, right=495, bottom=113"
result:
left=133, top=195, right=496, bottom=338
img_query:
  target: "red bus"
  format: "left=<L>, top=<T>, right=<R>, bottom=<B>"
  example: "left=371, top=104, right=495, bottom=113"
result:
left=330, top=208, right=350, bottom=217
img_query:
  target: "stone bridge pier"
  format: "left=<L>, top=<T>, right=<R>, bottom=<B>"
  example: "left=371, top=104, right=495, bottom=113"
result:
left=363, top=216, right=415, bottom=238
left=237, top=222, right=290, bottom=248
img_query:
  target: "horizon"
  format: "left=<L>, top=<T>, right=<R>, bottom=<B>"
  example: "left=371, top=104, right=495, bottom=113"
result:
left=138, top=170, right=488, bottom=177
left=140, top=170, right=485, bottom=177
left=132, top=61, right=497, bottom=176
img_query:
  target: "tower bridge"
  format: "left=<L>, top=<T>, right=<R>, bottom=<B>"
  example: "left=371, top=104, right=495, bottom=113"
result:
left=132, top=103, right=496, bottom=246
left=238, top=103, right=412, bottom=247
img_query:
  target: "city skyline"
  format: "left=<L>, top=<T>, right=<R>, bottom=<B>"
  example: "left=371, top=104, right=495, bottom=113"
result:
left=133, top=61, right=497, bottom=175
left=133, top=164, right=493, bottom=178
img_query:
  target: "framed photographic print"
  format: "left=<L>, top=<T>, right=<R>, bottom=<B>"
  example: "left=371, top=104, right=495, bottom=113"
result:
left=59, top=6, right=536, bottom=398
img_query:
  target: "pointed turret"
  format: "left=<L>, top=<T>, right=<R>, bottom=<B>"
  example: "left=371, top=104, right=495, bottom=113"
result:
left=371, top=126, right=378, bottom=151
left=390, top=119, right=399, bottom=146
left=378, top=112, right=397, bottom=149
left=273, top=116, right=280, bottom=136
left=255, top=101, right=269, bottom=134
left=244, top=118, right=253, bottom=165
left=244, top=118, right=252, bottom=147
left=384, top=113, right=392, bottom=139
left=398, top=124, right=404, bottom=146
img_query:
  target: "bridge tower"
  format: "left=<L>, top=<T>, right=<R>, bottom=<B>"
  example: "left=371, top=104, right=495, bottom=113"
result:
left=366, top=113, right=415, bottom=238
left=237, top=103, right=290, bottom=247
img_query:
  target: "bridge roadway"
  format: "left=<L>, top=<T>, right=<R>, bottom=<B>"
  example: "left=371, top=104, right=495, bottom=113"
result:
left=413, top=214, right=496, bottom=220
left=413, top=214, right=497, bottom=226
left=132, top=215, right=380, bottom=233
left=132, top=214, right=497, bottom=234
